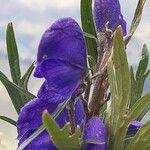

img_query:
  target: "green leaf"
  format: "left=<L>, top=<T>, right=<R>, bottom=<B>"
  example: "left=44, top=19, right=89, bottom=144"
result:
left=17, top=97, right=71, bottom=150
left=127, top=0, right=146, bottom=44
left=81, top=0, right=97, bottom=72
left=126, top=122, right=150, bottom=150
left=21, top=63, right=34, bottom=90
left=0, top=71, right=35, bottom=113
left=107, top=26, right=130, bottom=150
left=5, top=22, right=33, bottom=112
left=83, top=32, right=98, bottom=41
left=129, top=44, right=150, bottom=119
left=43, top=111, right=81, bottom=150
left=112, top=27, right=130, bottom=112
left=108, top=26, right=130, bottom=127
left=128, top=94, right=150, bottom=122
left=136, top=44, right=149, bottom=78
left=0, top=115, right=16, bottom=126
left=6, top=22, right=21, bottom=85
left=129, top=66, right=136, bottom=106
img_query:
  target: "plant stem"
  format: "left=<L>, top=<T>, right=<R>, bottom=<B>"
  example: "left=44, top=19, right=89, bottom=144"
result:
left=67, top=100, right=76, bottom=135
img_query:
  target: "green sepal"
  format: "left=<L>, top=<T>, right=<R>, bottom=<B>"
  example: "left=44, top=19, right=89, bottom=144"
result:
left=43, top=111, right=81, bottom=150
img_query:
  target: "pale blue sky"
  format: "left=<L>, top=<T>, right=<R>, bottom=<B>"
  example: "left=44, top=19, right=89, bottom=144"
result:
left=0, top=0, right=150, bottom=149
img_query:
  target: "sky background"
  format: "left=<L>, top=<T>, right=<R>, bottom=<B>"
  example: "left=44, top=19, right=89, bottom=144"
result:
left=0, top=0, right=150, bottom=149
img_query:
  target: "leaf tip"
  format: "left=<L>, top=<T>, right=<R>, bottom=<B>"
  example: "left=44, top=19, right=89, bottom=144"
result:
left=42, top=110, right=49, bottom=120
left=7, top=22, right=13, bottom=28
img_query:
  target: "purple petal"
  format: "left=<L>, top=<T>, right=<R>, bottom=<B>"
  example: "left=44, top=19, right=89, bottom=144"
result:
left=35, top=59, right=84, bottom=97
left=93, top=0, right=127, bottom=36
left=74, top=99, right=85, bottom=126
left=37, top=81, right=66, bottom=103
left=17, top=98, right=85, bottom=148
left=128, top=121, right=143, bottom=133
left=17, top=97, right=68, bottom=139
left=34, top=17, right=87, bottom=77
left=17, top=83, right=85, bottom=140
left=83, top=117, right=107, bottom=150
left=18, top=130, right=58, bottom=150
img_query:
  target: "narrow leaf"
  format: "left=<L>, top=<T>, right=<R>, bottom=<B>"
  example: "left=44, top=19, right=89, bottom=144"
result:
left=81, top=0, right=97, bottom=71
left=83, top=32, right=98, bottom=41
left=21, top=63, right=34, bottom=90
left=0, top=71, right=35, bottom=113
left=6, top=22, right=21, bottom=85
left=136, top=44, right=149, bottom=78
left=126, top=0, right=146, bottom=44
left=126, top=122, right=150, bottom=150
left=129, top=0, right=146, bottom=35
left=128, top=94, right=150, bottom=122
left=0, top=115, right=16, bottom=126
left=129, top=44, right=149, bottom=113
left=107, top=26, right=130, bottom=150
left=129, top=66, right=136, bottom=107
left=113, top=26, right=130, bottom=111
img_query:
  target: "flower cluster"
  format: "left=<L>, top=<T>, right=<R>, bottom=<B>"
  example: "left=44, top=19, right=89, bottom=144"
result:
left=17, top=0, right=143, bottom=149
left=17, top=17, right=87, bottom=149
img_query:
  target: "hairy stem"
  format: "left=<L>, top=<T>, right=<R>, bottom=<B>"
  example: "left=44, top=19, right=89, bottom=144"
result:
left=67, top=100, right=76, bottom=135
left=89, top=30, right=113, bottom=116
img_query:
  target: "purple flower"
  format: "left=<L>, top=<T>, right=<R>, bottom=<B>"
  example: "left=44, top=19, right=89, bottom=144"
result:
left=34, top=17, right=87, bottom=97
left=17, top=83, right=85, bottom=149
left=93, top=0, right=127, bottom=36
left=18, top=130, right=58, bottom=150
left=128, top=121, right=143, bottom=134
left=83, top=117, right=107, bottom=150
left=17, top=17, right=87, bottom=149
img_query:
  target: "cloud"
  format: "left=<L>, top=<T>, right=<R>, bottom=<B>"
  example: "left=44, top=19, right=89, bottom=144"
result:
left=19, top=0, right=79, bottom=11
left=16, top=20, right=46, bottom=37
left=135, top=22, right=150, bottom=43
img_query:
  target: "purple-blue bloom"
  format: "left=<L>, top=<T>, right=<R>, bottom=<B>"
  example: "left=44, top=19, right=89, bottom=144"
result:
left=93, top=0, right=127, bottom=36
left=83, top=117, right=107, bottom=150
left=17, top=17, right=87, bottom=149
left=128, top=121, right=143, bottom=133
left=18, top=130, right=57, bottom=150
left=82, top=119, right=143, bottom=150
left=17, top=83, right=85, bottom=149
left=34, top=17, right=87, bottom=97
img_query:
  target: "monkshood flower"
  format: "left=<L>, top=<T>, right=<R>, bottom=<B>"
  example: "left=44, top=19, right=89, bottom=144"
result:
left=93, top=0, right=127, bottom=36
left=128, top=121, right=143, bottom=134
left=17, top=82, right=85, bottom=149
left=83, top=117, right=107, bottom=150
left=34, top=17, right=87, bottom=97
left=82, top=119, right=143, bottom=150
left=17, top=17, right=87, bottom=149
